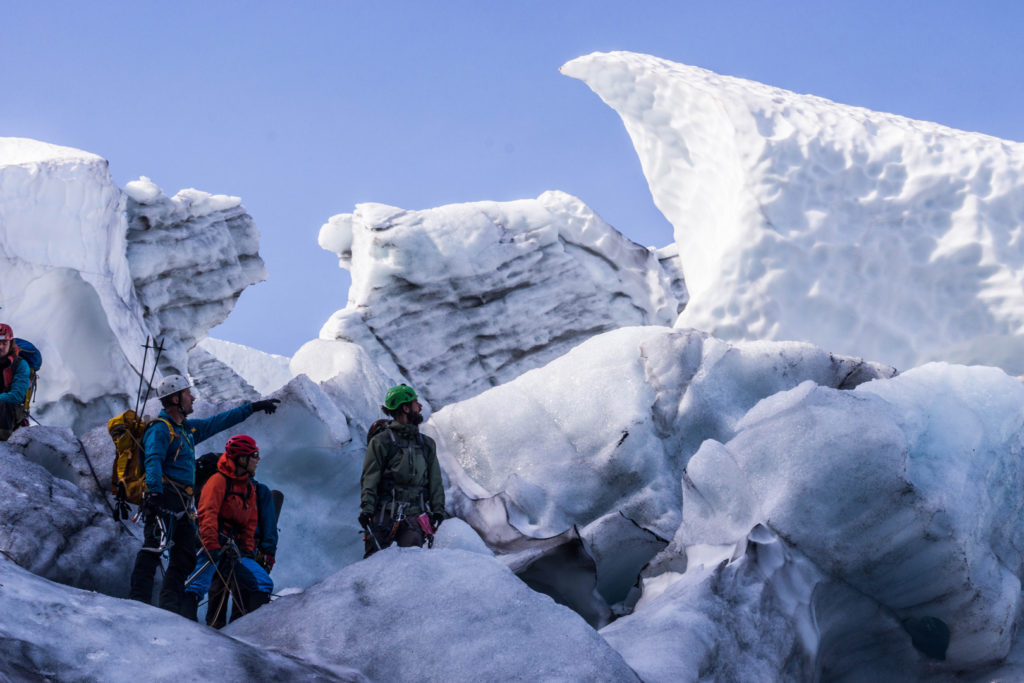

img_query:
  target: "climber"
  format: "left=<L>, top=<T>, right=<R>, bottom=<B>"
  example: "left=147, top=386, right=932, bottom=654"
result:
left=182, top=434, right=273, bottom=622
left=205, top=457, right=280, bottom=627
left=127, top=373, right=279, bottom=612
left=359, top=384, right=445, bottom=557
left=0, top=324, right=30, bottom=441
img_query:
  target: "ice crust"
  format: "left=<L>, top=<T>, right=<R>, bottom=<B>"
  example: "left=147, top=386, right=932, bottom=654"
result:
left=7, top=48, right=1024, bottom=680
left=0, top=140, right=266, bottom=432
left=563, top=51, right=1024, bottom=373
left=125, top=177, right=267, bottom=376
left=307, top=191, right=686, bottom=409
left=224, top=548, right=639, bottom=682
left=625, top=363, right=1024, bottom=677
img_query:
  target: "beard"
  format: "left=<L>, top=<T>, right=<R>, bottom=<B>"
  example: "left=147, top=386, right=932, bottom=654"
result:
left=408, top=409, right=424, bottom=426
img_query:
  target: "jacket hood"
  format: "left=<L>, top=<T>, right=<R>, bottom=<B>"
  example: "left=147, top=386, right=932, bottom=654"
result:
left=217, top=453, right=251, bottom=481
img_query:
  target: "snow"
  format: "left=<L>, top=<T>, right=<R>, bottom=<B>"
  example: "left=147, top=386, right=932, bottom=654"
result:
left=224, top=548, right=639, bottom=682
left=307, top=191, right=686, bottom=409
left=563, top=51, right=1024, bottom=374
left=4, top=50, right=1024, bottom=681
left=0, top=140, right=265, bottom=431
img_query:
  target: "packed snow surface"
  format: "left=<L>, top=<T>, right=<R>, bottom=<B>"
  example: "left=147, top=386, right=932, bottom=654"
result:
left=563, top=51, right=1024, bottom=373
left=225, top=548, right=639, bottom=682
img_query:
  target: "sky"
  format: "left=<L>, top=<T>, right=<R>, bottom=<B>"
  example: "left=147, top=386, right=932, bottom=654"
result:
left=3, top=2, right=1023, bottom=357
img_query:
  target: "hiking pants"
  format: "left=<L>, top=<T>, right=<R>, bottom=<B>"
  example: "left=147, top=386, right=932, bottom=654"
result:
left=128, top=489, right=196, bottom=612
left=364, top=511, right=426, bottom=558
left=186, top=555, right=272, bottom=625
left=0, top=401, right=25, bottom=441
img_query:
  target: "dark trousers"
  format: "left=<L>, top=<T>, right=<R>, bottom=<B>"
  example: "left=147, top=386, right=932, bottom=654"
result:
left=364, top=511, right=426, bottom=558
left=128, top=489, right=195, bottom=612
left=0, top=401, right=25, bottom=440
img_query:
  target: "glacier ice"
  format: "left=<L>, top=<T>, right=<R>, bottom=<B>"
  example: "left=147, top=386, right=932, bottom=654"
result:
left=0, top=140, right=266, bottom=432
left=306, top=190, right=686, bottom=409
left=224, top=548, right=639, bottom=682
left=0, top=554, right=352, bottom=681
left=124, top=177, right=267, bottom=377
left=563, top=51, right=1024, bottom=373
left=638, top=363, right=1024, bottom=675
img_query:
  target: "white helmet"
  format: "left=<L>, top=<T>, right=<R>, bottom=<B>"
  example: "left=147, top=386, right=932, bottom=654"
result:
left=156, top=374, right=191, bottom=399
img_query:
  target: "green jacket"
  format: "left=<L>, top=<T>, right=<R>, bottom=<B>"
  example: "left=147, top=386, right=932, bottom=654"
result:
left=361, top=421, right=444, bottom=517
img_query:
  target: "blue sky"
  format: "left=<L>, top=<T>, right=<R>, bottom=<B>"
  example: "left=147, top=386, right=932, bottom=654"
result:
left=4, top=2, right=1023, bottom=356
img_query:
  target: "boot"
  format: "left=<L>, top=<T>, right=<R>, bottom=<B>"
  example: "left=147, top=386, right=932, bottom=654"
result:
left=180, top=591, right=199, bottom=621
left=236, top=589, right=270, bottom=618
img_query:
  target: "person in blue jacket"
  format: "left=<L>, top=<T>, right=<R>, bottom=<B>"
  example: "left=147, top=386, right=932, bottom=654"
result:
left=128, top=373, right=280, bottom=612
left=0, top=324, right=30, bottom=441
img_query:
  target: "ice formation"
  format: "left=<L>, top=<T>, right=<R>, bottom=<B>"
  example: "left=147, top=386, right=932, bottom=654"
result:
left=430, top=325, right=894, bottom=623
left=305, top=190, right=686, bottom=408
left=0, top=138, right=150, bottom=431
left=124, top=178, right=267, bottom=377
left=0, top=140, right=266, bottom=432
left=562, top=51, right=1024, bottom=373
left=225, top=548, right=639, bottom=682
left=7, top=46, right=1024, bottom=680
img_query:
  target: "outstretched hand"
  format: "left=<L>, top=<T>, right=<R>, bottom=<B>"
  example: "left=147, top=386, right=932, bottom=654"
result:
left=252, top=398, right=281, bottom=415
left=358, top=512, right=372, bottom=528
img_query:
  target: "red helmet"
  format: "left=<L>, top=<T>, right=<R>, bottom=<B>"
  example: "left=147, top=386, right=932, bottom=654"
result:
left=0, top=324, right=13, bottom=341
left=224, top=434, right=259, bottom=459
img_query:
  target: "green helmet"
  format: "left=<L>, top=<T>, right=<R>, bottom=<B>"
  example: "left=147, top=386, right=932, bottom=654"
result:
left=384, top=384, right=418, bottom=411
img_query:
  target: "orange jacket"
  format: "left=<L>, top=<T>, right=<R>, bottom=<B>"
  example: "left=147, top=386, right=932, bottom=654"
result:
left=197, top=453, right=258, bottom=553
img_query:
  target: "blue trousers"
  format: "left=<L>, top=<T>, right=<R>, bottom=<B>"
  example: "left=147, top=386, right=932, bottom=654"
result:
left=186, top=554, right=272, bottom=598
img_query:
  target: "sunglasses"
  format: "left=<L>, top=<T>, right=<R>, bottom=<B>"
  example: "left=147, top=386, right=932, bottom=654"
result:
left=240, top=451, right=260, bottom=460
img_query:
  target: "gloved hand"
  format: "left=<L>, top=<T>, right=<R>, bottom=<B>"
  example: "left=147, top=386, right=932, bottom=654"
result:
left=142, top=491, right=162, bottom=520
left=358, top=512, right=372, bottom=528
left=263, top=553, right=276, bottom=572
left=430, top=513, right=445, bottom=530
left=251, top=398, right=281, bottom=415
left=223, top=543, right=241, bottom=560
left=206, top=546, right=223, bottom=564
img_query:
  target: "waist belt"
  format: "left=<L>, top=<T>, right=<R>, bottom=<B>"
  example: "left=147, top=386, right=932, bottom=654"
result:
left=163, top=477, right=194, bottom=498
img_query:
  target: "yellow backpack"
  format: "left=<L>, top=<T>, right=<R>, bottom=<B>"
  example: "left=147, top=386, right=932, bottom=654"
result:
left=108, top=410, right=175, bottom=518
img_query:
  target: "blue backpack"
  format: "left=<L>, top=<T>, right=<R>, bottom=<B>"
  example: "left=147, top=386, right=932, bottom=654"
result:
left=13, top=338, right=41, bottom=413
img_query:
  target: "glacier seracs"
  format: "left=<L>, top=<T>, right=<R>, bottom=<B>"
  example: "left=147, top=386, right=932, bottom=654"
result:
left=0, top=140, right=266, bottom=432
left=563, top=51, right=1024, bottom=374
left=304, top=190, right=687, bottom=409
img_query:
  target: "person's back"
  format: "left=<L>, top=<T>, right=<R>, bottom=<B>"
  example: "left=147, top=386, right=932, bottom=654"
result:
left=0, top=324, right=30, bottom=441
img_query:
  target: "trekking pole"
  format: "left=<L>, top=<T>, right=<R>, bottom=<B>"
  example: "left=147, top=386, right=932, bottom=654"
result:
left=139, top=338, right=165, bottom=413
left=133, top=336, right=151, bottom=417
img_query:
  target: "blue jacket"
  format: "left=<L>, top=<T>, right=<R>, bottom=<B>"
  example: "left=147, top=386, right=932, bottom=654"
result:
left=254, top=480, right=279, bottom=555
left=143, top=403, right=255, bottom=494
left=0, top=357, right=29, bottom=405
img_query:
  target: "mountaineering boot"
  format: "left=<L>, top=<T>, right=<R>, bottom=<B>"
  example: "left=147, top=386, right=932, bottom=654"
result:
left=181, top=592, right=199, bottom=621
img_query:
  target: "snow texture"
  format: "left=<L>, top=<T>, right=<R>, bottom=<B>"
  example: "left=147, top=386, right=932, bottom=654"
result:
left=0, top=433, right=137, bottom=597
left=224, top=548, right=639, bottom=682
left=0, top=140, right=266, bottom=432
left=563, top=51, right=1024, bottom=373
left=0, top=138, right=149, bottom=432
left=198, top=336, right=292, bottom=396
left=124, top=177, right=267, bottom=377
left=309, top=191, right=686, bottom=409
left=0, top=554, right=353, bottom=681
left=628, top=363, right=1024, bottom=677
left=430, top=325, right=894, bottom=622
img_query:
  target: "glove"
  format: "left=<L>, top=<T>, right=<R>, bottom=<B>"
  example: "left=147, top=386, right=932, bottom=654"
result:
left=223, top=543, right=241, bottom=560
left=142, top=491, right=162, bottom=520
left=251, top=398, right=281, bottom=415
left=358, top=512, right=372, bottom=528
left=430, top=513, right=445, bottom=530
left=206, top=546, right=223, bottom=563
left=263, top=553, right=276, bottom=572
